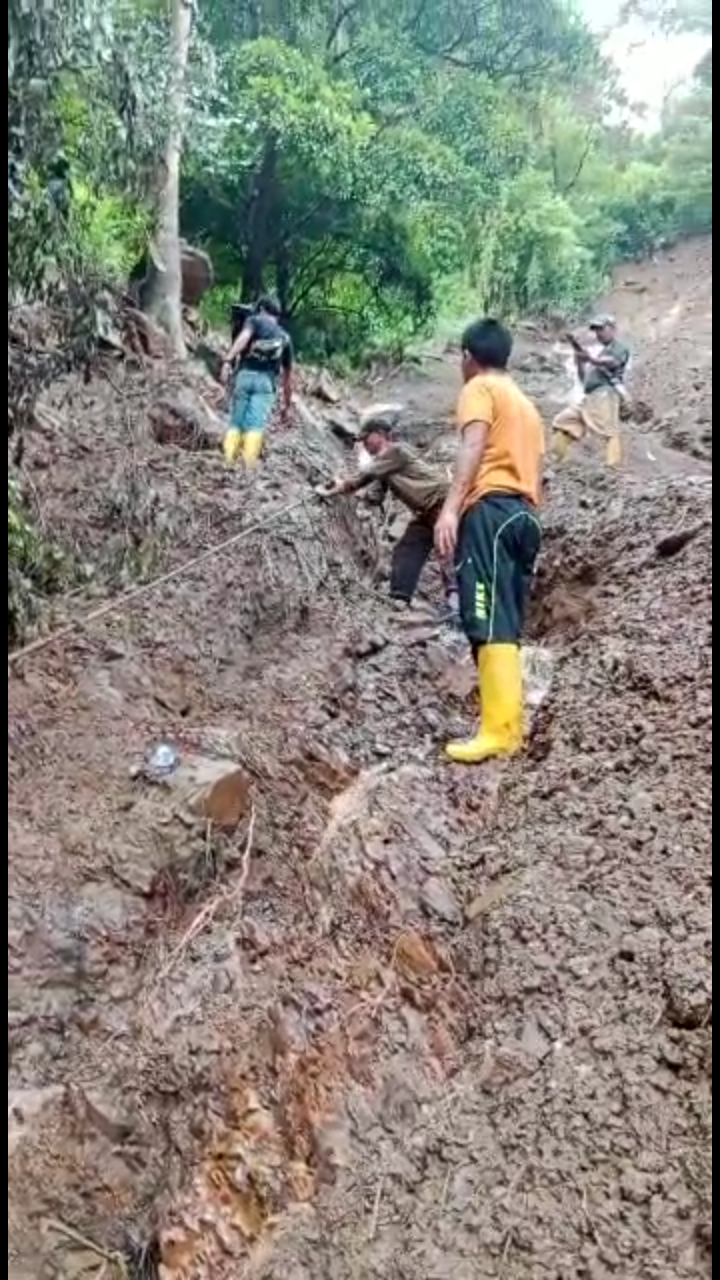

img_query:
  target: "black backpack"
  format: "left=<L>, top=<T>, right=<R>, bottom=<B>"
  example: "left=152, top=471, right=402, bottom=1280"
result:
left=247, top=332, right=285, bottom=365
left=230, top=302, right=253, bottom=342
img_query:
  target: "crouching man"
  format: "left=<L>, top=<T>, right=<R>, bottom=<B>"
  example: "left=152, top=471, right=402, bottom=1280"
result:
left=321, top=409, right=458, bottom=622
left=434, top=318, right=544, bottom=764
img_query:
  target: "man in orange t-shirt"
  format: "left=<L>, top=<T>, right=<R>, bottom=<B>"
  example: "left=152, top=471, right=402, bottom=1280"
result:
left=434, top=318, right=544, bottom=764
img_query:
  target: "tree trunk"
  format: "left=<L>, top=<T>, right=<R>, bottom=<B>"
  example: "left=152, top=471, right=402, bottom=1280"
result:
left=240, top=138, right=277, bottom=301
left=275, top=244, right=291, bottom=317
left=143, top=0, right=193, bottom=358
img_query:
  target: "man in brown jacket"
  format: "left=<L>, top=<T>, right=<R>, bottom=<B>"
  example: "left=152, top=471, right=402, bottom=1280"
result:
left=320, top=410, right=458, bottom=621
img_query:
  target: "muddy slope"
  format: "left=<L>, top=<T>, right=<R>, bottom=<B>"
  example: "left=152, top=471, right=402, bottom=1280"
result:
left=8, top=239, right=712, bottom=1280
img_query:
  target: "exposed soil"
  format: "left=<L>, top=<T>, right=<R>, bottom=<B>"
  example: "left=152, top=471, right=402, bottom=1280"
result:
left=8, top=239, right=712, bottom=1280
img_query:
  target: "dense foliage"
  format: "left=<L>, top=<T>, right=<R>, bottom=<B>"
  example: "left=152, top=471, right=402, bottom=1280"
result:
left=8, top=0, right=712, bottom=359
left=7, top=477, right=67, bottom=646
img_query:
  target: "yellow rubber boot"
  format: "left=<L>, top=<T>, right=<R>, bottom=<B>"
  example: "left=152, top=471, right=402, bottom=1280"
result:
left=223, top=428, right=243, bottom=464
left=605, top=434, right=621, bottom=467
left=551, top=429, right=571, bottom=461
left=241, top=430, right=264, bottom=468
left=445, top=643, right=524, bottom=764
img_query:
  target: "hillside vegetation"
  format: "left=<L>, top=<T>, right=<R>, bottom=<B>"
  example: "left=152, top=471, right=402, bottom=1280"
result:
left=9, top=0, right=712, bottom=351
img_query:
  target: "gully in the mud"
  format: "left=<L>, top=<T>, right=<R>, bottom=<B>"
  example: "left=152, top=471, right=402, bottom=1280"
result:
left=551, top=314, right=630, bottom=467
left=434, top=318, right=544, bottom=764
left=319, top=408, right=460, bottom=623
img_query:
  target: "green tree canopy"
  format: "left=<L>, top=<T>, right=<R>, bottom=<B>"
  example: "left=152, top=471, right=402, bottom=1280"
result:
left=8, top=0, right=714, bottom=360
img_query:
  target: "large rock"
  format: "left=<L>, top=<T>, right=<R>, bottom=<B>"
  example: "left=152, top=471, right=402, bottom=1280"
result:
left=180, top=242, right=214, bottom=307
left=130, top=240, right=214, bottom=310
left=324, top=408, right=360, bottom=445
left=165, top=754, right=253, bottom=831
left=148, top=393, right=226, bottom=451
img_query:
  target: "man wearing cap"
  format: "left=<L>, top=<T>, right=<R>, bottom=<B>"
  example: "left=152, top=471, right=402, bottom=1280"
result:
left=551, top=315, right=630, bottom=467
left=319, top=410, right=459, bottom=621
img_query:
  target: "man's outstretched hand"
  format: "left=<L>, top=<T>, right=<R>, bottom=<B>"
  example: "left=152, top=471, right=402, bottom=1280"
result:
left=314, top=476, right=346, bottom=498
left=434, top=506, right=459, bottom=559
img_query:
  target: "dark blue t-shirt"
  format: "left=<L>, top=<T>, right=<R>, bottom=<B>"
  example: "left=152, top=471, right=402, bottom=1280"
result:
left=241, top=314, right=293, bottom=376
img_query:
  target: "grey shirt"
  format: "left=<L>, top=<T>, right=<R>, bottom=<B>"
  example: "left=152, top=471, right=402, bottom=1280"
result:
left=583, top=338, right=630, bottom=395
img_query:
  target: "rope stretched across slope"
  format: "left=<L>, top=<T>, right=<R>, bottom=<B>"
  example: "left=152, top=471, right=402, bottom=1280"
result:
left=8, top=498, right=307, bottom=668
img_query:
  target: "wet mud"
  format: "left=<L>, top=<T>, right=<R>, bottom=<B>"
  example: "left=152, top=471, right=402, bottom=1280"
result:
left=8, top=239, right=712, bottom=1279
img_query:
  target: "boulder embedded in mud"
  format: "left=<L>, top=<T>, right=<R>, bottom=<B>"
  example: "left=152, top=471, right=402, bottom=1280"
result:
left=180, top=243, right=214, bottom=307
left=165, top=755, right=253, bottom=831
left=149, top=394, right=225, bottom=451
left=311, top=369, right=342, bottom=404
left=130, top=241, right=214, bottom=309
left=324, top=408, right=360, bottom=444
left=190, top=338, right=225, bottom=382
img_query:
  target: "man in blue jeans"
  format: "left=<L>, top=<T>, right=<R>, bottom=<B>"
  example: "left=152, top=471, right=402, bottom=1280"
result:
left=219, top=295, right=294, bottom=467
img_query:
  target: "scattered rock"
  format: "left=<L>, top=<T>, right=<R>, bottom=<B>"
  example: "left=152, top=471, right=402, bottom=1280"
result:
left=68, top=1085, right=135, bottom=1143
left=655, top=524, right=704, bottom=559
left=665, top=962, right=712, bottom=1030
left=293, top=745, right=357, bottom=795
left=419, top=876, right=462, bottom=924
left=349, top=631, right=389, bottom=659
left=238, top=919, right=274, bottom=957
left=153, top=674, right=192, bottom=716
left=8, top=1086, right=64, bottom=1156
left=520, top=1015, right=552, bottom=1061
left=465, top=872, right=523, bottom=922
left=102, top=640, right=128, bottom=661
left=399, top=816, right=448, bottom=869
left=620, top=1168, right=654, bottom=1205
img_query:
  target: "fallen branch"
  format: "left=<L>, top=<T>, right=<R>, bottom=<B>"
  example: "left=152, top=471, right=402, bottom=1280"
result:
left=42, top=1218, right=128, bottom=1278
left=368, top=1174, right=386, bottom=1241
